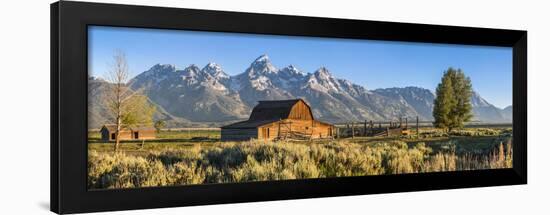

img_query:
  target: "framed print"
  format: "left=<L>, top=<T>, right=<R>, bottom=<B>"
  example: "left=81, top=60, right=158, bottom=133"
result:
left=51, top=1, right=527, bottom=214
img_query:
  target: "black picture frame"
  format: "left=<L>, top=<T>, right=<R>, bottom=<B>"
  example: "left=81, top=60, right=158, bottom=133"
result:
left=51, top=1, right=527, bottom=214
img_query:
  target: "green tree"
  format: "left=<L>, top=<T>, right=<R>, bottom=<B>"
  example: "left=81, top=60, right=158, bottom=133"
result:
left=105, top=51, right=156, bottom=152
left=121, top=95, right=156, bottom=127
left=154, top=120, right=166, bottom=133
left=433, top=68, right=473, bottom=132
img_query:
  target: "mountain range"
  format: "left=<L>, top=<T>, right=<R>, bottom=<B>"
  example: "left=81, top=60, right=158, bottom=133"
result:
left=88, top=55, right=512, bottom=128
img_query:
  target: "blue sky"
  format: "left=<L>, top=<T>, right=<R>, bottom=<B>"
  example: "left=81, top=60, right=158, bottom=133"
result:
left=88, top=26, right=513, bottom=108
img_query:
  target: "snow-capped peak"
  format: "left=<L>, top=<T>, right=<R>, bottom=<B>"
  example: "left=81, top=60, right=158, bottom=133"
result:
left=314, top=67, right=333, bottom=79
left=249, top=54, right=277, bottom=74
left=202, top=62, right=229, bottom=79
left=174, top=64, right=230, bottom=92
left=179, top=64, right=202, bottom=78
left=281, top=64, right=304, bottom=75
left=128, top=63, right=177, bottom=86
left=152, top=63, right=176, bottom=70
left=204, top=62, right=221, bottom=70
left=301, top=67, right=343, bottom=93
left=254, top=54, right=270, bottom=63
left=184, top=64, right=201, bottom=72
left=142, top=63, right=176, bottom=77
left=142, top=64, right=176, bottom=76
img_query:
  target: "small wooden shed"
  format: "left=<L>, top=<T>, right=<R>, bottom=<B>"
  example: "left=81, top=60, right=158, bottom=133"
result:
left=100, top=124, right=156, bottom=142
left=221, top=99, right=334, bottom=141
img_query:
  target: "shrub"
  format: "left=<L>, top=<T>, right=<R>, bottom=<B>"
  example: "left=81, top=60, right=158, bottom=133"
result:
left=88, top=139, right=512, bottom=189
left=169, top=162, right=205, bottom=185
left=88, top=151, right=172, bottom=189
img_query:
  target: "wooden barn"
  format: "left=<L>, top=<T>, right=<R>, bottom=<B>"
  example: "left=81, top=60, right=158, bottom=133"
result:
left=100, top=124, right=156, bottom=142
left=221, top=99, right=334, bottom=141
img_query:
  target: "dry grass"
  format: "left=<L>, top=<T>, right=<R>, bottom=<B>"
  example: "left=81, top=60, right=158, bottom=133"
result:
left=88, top=138, right=512, bottom=189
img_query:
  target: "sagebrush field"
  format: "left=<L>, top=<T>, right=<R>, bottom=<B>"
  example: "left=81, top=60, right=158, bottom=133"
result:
left=87, top=127, right=512, bottom=189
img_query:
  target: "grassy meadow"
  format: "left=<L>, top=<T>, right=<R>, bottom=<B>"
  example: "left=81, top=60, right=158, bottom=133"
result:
left=88, top=127, right=512, bottom=189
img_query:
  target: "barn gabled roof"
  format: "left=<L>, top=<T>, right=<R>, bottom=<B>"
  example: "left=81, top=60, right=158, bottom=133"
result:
left=221, top=98, right=317, bottom=129
left=101, top=124, right=155, bottom=132
left=248, top=99, right=309, bottom=121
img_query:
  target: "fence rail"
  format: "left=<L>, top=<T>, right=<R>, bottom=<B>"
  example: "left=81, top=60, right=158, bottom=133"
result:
left=333, top=117, right=512, bottom=139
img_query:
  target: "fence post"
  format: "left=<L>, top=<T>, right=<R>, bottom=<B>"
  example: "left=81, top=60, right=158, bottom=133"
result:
left=346, top=123, right=349, bottom=138
left=278, top=121, right=281, bottom=139
left=364, top=120, right=367, bottom=136
left=351, top=122, right=355, bottom=139
left=416, top=116, right=419, bottom=138
left=370, top=120, right=373, bottom=136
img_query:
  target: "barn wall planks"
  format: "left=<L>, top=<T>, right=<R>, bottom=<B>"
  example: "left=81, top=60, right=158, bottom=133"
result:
left=257, top=119, right=333, bottom=140
left=288, top=100, right=313, bottom=120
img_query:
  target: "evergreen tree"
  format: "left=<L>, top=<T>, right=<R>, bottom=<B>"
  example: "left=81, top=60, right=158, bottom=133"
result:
left=433, top=69, right=456, bottom=131
left=449, top=68, right=473, bottom=129
left=433, top=68, right=473, bottom=132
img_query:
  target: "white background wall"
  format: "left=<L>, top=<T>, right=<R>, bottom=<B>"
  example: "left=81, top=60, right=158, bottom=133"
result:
left=0, top=0, right=548, bottom=214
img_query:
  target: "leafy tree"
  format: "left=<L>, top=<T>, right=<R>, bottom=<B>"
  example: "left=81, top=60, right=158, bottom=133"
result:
left=105, top=50, right=155, bottom=152
left=433, top=68, right=473, bottom=132
left=121, top=95, right=155, bottom=127
left=154, top=120, right=166, bottom=133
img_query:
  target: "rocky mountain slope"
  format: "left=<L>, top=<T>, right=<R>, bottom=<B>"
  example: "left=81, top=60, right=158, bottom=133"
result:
left=89, top=54, right=512, bottom=127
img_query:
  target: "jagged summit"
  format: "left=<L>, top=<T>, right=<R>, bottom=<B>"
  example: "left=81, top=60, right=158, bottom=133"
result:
left=151, top=63, right=175, bottom=70
left=185, top=64, right=200, bottom=70
left=254, top=54, right=270, bottom=63
left=119, top=55, right=511, bottom=124
left=202, top=62, right=229, bottom=79
left=144, top=63, right=176, bottom=74
left=180, top=64, right=201, bottom=76
left=206, top=62, right=219, bottom=66
left=281, top=64, right=304, bottom=75
left=204, top=62, right=221, bottom=70
left=248, top=54, right=277, bottom=75
left=127, top=63, right=178, bottom=86
left=314, top=67, right=332, bottom=77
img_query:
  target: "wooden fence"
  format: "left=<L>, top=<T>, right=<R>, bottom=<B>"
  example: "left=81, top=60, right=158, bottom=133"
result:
left=334, top=117, right=420, bottom=138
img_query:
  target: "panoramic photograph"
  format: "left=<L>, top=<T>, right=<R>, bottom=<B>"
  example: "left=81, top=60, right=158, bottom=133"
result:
left=87, top=26, right=513, bottom=190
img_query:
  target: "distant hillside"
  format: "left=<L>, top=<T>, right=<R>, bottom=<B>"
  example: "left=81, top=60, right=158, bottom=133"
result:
left=470, top=92, right=512, bottom=123
left=372, top=87, right=435, bottom=120
left=88, top=77, right=193, bottom=129
left=501, top=105, right=513, bottom=122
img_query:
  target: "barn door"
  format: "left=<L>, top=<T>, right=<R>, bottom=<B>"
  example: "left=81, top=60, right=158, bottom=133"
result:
left=261, top=128, right=270, bottom=140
